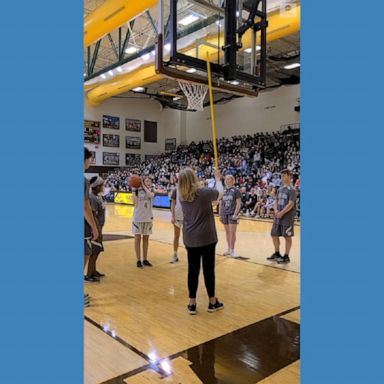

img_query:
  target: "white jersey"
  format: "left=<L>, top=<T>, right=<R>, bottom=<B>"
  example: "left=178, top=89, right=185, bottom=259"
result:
left=133, top=188, right=153, bottom=222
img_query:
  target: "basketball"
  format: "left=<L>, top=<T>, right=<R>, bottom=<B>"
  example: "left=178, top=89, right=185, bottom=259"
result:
left=128, top=174, right=141, bottom=188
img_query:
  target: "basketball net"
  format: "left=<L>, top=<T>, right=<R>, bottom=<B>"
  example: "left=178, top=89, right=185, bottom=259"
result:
left=177, top=80, right=208, bottom=111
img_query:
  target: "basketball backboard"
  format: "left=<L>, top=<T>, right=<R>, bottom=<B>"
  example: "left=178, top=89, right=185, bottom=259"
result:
left=155, top=0, right=267, bottom=98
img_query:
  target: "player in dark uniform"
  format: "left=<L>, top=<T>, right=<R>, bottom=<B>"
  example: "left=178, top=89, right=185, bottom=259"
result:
left=85, top=176, right=106, bottom=282
left=84, top=148, right=99, bottom=306
left=267, top=169, right=297, bottom=264
left=219, top=175, right=241, bottom=258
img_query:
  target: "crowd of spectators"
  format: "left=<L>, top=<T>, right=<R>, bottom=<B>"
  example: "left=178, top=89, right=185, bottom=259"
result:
left=105, top=130, right=300, bottom=219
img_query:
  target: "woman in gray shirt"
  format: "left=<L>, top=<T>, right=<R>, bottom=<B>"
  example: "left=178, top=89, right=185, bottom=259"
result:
left=178, top=167, right=224, bottom=315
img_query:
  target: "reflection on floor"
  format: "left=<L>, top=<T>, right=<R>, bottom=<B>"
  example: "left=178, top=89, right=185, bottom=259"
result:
left=179, top=315, right=300, bottom=384
left=84, top=321, right=147, bottom=384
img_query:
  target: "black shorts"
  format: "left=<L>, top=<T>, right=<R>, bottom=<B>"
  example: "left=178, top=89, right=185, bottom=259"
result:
left=220, top=213, right=239, bottom=225
left=271, top=221, right=294, bottom=237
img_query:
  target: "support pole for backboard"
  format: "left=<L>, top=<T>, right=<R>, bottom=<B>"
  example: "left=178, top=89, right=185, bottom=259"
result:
left=251, top=27, right=256, bottom=75
left=206, top=52, right=219, bottom=171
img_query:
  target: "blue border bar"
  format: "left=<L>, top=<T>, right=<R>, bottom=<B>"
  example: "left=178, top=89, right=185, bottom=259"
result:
left=302, top=0, right=384, bottom=382
left=0, top=2, right=83, bottom=383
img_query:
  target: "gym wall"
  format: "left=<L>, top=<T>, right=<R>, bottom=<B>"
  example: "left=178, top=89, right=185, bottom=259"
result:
left=84, top=84, right=300, bottom=167
left=185, top=84, right=300, bottom=142
left=84, top=96, right=181, bottom=167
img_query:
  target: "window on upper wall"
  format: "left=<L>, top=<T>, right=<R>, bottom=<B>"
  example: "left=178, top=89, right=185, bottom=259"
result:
left=144, top=120, right=158, bottom=143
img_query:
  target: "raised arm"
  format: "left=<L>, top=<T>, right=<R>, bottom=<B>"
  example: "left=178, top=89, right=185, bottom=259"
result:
left=214, top=169, right=224, bottom=200
left=132, top=189, right=138, bottom=205
left=141, top=178, right=155, bottom=198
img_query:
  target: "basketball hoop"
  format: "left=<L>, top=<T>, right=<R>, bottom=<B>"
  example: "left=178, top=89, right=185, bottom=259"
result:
left=177, top=80, right=208, bottom=111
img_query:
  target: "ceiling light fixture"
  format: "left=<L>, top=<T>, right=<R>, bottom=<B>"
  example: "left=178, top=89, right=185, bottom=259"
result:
left=178, top=14, right=199, bottom=26
left=125, top=46, right=138, bottom=55
left=284, top=63, right=301, bottom=70
left=132, top=87, right=145, bottom=92
left=244, top=46, right=261, bottom=53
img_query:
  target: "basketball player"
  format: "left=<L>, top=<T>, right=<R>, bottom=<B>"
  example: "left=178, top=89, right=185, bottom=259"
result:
left=132, top=177, right=154, bottom=268
left=219, top=175, right=241, bottom=258
left=84, top=147, right=99, bottom=306
left=267, top=169, right=297, bottom=264
left=85, top=176, right=106, bottom=282
left=178, top=168, right=224, bottom=315
left=170, top=184, right=183, bottom=263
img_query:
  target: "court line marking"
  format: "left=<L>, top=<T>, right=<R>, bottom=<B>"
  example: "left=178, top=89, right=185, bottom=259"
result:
left=84, top=315, right=169, bottom=379
left=122, top=236, right=301, bottom=274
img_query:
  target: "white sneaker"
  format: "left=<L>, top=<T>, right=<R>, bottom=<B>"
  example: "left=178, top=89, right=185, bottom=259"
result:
left=223, top=249, right=231, bottom=256
left=231, top=251, right=239, bottom=258
left=170, top=254, right=179, bottom=263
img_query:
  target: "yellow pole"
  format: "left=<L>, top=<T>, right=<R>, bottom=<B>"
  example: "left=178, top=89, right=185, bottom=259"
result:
left=206, top=52, right=219, bottom=171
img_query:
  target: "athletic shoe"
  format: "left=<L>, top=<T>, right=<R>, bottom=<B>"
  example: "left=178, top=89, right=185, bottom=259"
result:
left=170, top=254, right=179, bottom=263
left=94, top=271, right=105, bottom=278
left=223, top=250, right=231, bottom=256
left=143, top=260, right=153, bottom=267
left=208, top=300, right=224, bottom=313
left=276, top=255, right=290, bottom=264
left=267, top=252, right=281, bottom=261
left=84, top=295, right=90, bottom=307
left=187, top=304, right=197, bottom=315
left=230, top=251, right=239, bottom=258
left=136, top=260, right=143, bottom=269
left=84, top=275, right=100, bottom=283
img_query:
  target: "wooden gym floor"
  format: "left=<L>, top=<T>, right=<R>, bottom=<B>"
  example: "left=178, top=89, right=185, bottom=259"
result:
left=85, top=204, right=300, bottom=384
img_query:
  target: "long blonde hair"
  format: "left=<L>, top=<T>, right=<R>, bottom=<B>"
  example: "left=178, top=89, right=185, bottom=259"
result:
left=178, top=168, right=200, bottom=202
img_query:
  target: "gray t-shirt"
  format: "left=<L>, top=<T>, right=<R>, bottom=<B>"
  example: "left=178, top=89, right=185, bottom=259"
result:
left=84, top=177, right=92, bottom=237
left=180, top=188, right=219, bottom=248
left=221, top=187, right=241, bottom=216
left=90, top=192, right=106, bottom=228
left=276, top=185, right=297, bottom=225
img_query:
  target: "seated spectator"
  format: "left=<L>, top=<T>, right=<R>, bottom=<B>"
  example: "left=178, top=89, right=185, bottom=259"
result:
left=261, top=188, right=277, bottom=219
left=251, top=194, right=266, bottom=218
left=244, top=188, right=258, bottom=215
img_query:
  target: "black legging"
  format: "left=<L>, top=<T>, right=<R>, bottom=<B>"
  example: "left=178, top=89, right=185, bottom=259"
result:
left=186, top=242, right=216, bottom=299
